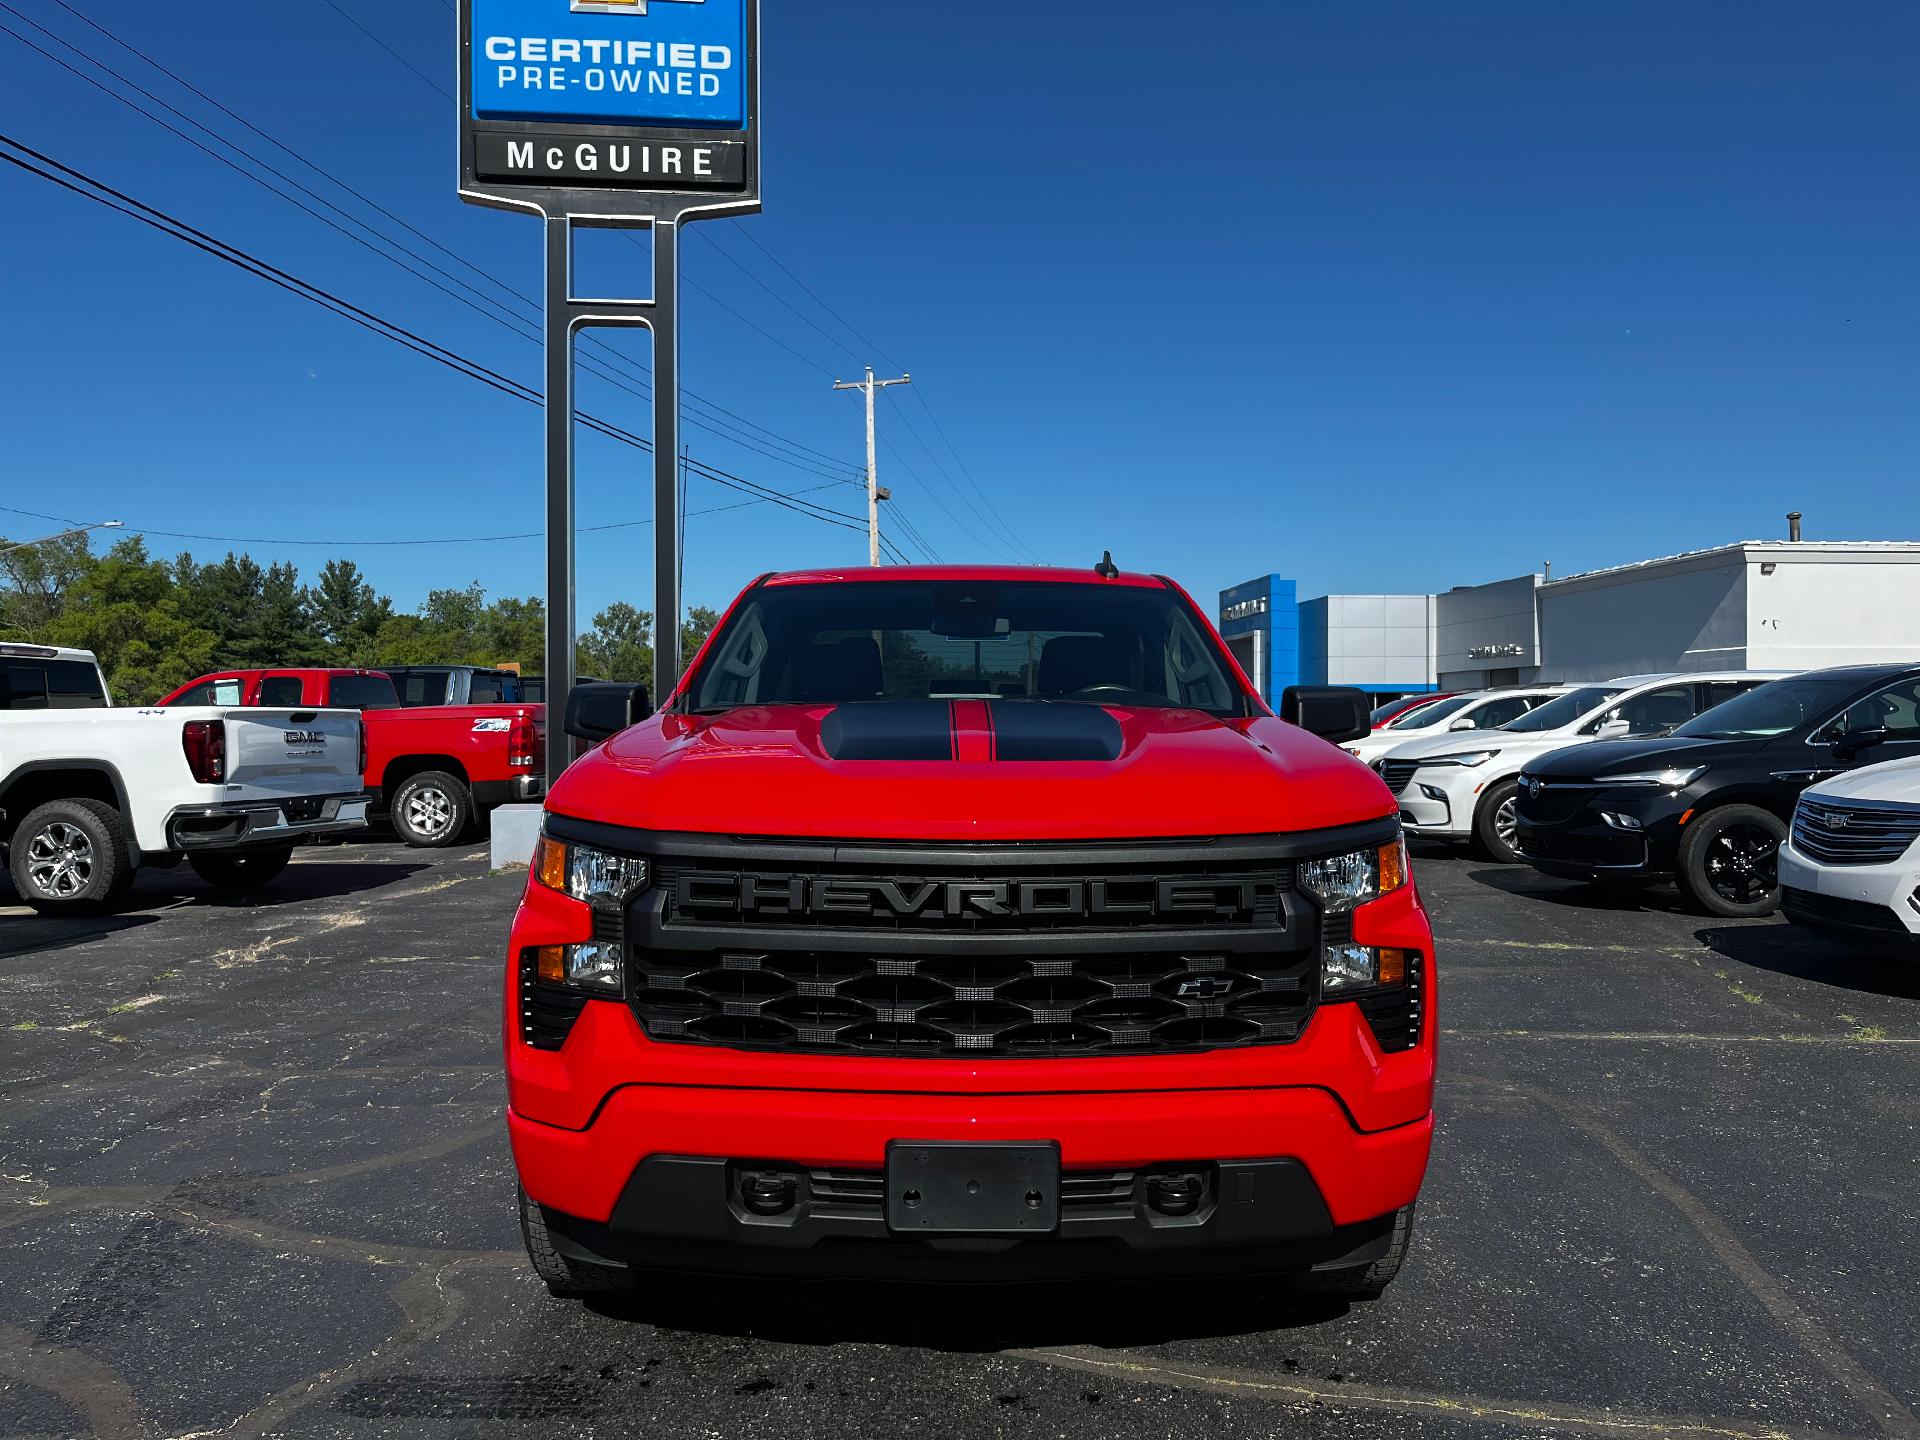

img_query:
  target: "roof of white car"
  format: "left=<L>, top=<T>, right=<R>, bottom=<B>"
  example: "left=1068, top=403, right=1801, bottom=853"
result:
left=0, top=643, right=97, bottom=664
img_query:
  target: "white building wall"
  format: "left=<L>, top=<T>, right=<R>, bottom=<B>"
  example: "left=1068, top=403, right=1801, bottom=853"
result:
left=1323, top=594, right=1435, bottom=688
left=1538, top=551, right=1747, bottom=682
left=1745, top=550, right=1920, bottom=670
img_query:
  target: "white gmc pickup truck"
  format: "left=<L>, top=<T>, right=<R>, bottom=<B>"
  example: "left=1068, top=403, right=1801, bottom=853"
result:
left=1, top=644, right=371, bottom=912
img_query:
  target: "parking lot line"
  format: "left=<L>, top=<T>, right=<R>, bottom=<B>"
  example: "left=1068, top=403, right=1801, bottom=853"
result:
left=1017, top=1348, right=1865, bottom=1440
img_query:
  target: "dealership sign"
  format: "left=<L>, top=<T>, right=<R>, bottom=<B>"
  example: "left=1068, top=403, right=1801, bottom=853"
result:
left=459, top=0, right=760, bottom=219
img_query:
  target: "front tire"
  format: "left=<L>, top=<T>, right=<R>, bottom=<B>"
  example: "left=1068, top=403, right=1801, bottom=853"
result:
left=8, top=799, right=132, bottom=913
left=1293, top=1206, right=1415, bottom=1300
left=1474, top=780, right=1522, bottom=863
left=390, top=771, right=471, bottom=849
left=1677, top=804, right=1786, bottom=918
left=189, top=847, right=294, bottom=893
left=517, top=1186, right=637, bottom=1298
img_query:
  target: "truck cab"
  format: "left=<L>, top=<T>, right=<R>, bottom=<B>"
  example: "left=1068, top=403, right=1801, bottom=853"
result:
left=381, top=666, right=524, bottom=708
left=505, top=565, right=1436, bottom=1300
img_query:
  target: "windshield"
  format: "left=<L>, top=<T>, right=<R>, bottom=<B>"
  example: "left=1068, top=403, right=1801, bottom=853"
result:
left=1389, top=694, right=1476, bottom=729
left=1673, top=676, right=1860, bottom=739
left=687, top=580, right=1248, bottom=715
left=1498, top=686, right=1622, bottom=733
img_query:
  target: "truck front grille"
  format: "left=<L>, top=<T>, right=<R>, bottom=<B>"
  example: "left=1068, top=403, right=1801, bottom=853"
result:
left=620, top=834, right=1350, bottom=1059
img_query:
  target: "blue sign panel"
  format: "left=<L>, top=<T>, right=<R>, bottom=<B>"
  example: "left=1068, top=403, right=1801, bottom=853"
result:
left=471, top=0, right=747, bottom=129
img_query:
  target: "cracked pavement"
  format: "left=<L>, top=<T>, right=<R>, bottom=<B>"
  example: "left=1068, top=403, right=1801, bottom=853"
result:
left=2, top=837, right=1916, bottom=1439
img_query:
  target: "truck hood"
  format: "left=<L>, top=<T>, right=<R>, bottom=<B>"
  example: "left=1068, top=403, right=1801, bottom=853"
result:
left=1804, top=753, right=1920, bottom=805
left=549, top=701, right=1395, bottom=841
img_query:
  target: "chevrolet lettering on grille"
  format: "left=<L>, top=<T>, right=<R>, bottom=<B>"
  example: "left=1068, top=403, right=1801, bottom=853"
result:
left=674, top=873, right=1268, bottom=923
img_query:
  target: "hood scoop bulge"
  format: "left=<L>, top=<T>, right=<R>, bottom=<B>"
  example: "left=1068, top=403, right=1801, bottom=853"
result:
left=819, top=701, right=1124, bottom=763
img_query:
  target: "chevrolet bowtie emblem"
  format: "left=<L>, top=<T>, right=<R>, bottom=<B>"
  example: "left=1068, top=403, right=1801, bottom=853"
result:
left=573, top=0, right=704, bottom=13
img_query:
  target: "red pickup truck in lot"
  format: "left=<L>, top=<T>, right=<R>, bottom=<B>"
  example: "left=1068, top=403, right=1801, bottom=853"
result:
left=506, top=564, right=1436, bottom=1300
left=162, top=669, right=543, bottom=847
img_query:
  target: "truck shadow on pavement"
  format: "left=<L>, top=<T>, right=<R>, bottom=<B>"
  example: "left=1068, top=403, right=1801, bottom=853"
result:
left=584, top=1271, right=1349, bottom=1349
left=0, top=857, right=431, bottom=923
left=1695, top=924, right=1920, bottom=1001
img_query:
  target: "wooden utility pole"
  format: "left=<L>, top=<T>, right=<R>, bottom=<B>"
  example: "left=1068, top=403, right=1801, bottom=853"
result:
left=833, top=366, right=911, bottom=565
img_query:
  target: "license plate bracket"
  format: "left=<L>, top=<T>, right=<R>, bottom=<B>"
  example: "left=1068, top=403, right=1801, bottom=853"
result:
left=885, top=1141, right=1060, bottom=1235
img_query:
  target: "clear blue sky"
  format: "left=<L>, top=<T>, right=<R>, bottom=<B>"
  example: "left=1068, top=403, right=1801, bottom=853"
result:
left=2, top=1, right=1915, bottom=623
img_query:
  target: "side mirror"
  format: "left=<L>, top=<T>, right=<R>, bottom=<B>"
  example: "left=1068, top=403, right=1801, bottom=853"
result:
left=564, top=682, right=652, bottom=744
left=1281, top=686, right=1371, bottom=746
left=1449, top=717, right=1478, bottom=732
left=1595, top=718, right=1631, bottom=741
left=1834, top=726, right=1889, bottom=760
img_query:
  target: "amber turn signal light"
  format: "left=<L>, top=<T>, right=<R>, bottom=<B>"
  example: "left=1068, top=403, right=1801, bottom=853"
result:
left=532, top=945, right=567, bottom=984
left=533, top=836, right=568, bottom=894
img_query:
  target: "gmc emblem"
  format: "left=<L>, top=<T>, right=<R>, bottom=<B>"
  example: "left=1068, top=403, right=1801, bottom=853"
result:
left=673, top=873, right=1268, bottom=922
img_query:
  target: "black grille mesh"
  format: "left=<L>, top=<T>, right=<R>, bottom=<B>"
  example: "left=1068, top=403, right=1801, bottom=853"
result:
left=1377, top=760, right=1420, bottom=794
left=630, top=846, right=1318, bottom=1058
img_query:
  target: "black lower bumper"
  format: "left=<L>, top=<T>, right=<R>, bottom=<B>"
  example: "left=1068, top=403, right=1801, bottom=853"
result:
left=540, top=1155, right=1397, bottom=1283
left=1781, top=887, right=1920, bottom=948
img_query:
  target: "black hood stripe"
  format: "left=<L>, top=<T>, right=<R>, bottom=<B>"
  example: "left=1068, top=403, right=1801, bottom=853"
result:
left=819, top=700, right=1122, bottom=763
left=820, top=701, right=954, bottom=761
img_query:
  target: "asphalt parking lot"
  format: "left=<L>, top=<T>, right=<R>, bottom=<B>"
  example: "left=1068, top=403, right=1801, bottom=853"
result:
left=2, top=837, right=1916, bottom=1440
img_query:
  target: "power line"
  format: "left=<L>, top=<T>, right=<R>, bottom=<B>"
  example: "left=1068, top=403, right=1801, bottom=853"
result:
left=4, top=6, right=865, bottom=488
left=908, top=387, right=1043, bottom=563
left=0, top=135, right=874, bottom=547
left=318, top=0, right=452, bottom=103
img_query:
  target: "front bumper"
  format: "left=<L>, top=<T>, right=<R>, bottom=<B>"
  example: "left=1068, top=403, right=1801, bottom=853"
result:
left=512, top=1089, right=1432, bottom=1281
left=1780, top=842, right=1920, bottom=947
left=166, top=793, right=371, bottom=851
left=1514, top=788, right=1687, bottom=881
left=1395, top=766, right=1482, bottom=839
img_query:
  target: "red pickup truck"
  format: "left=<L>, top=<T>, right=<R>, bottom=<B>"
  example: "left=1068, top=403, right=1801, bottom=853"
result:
left=506, top=564, right=1435, bottom=1299
left=161, top=669, right=543, bottom=847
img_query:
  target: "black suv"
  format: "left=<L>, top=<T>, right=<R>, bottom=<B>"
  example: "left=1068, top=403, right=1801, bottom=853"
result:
left=1513, top=665, right=1920, bottom=917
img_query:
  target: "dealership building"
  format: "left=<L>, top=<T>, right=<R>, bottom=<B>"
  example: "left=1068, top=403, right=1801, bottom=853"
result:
left=1220, top=540, right=1920, bottom=704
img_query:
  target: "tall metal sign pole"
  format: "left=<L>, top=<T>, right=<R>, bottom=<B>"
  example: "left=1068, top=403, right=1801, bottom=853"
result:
left=458, top=0, right=761, bottom=792
left=833, top=367, right=911, bottom=567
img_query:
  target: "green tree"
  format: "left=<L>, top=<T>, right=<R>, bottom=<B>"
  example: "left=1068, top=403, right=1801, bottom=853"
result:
left=577, top=603, right=653, bottom=683
left=681, top=605, right=721, bottom=670
left=46, top=537, right=216, bottom=703
left=306, top=559, right=392, bottom=664
left=0, top=530, right=96, bottom=641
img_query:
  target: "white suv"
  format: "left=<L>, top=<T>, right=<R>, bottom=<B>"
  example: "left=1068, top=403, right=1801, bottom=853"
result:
left=1344, top=688, right=1568, bottom=767
left=1375, top=672, right=1786, bottom=862
left=1780, top=755, right=1920, bottom=953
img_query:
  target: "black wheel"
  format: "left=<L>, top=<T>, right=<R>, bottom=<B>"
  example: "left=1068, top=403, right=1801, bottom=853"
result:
left=1293, top=1206, right=1415, bottom=1300
left=1474, top=780, right=1522, bottom=863
left=1678, top=804, right=1787, bottom=918
left=517, top=1186, right=636, bottom=1298
left=8, top=799, right=132, bottom=914
left=189, top=847, right=293, bottom=893
left=390, top=770, right=471, bottom=849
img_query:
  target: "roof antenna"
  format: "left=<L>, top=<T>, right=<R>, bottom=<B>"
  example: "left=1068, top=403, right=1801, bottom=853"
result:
left=1094, top=550, right=1120, bottom=580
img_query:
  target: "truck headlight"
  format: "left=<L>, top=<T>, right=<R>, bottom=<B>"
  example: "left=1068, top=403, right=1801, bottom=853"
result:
left=533, top=835, right=648, bottom=906
left=1300, top=838, right=1409, bottom=912
left=532, top=942, right=623, bottom=992
left=1323, top=944, right=1413, bottom=993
